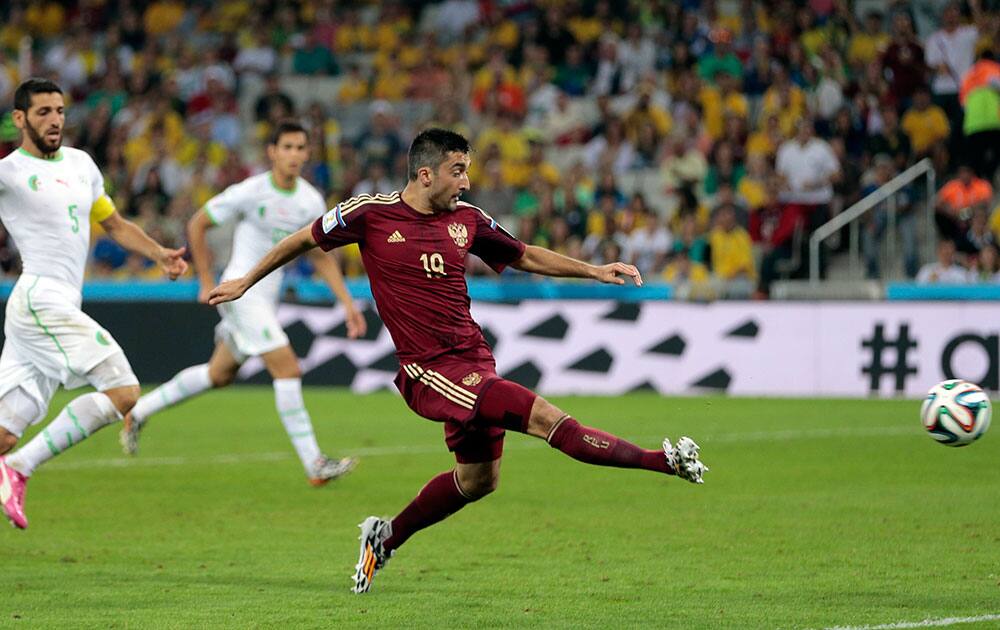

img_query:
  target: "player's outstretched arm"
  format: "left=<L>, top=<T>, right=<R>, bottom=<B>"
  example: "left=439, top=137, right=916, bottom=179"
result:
left=187, top=209, right=218, bottom=303
left=307, top=249, right=367, bottom=339
left=511, top=245, right=643, bottom=286
left=99, top=211, right=188, bottom=280
left=208, top=224, right=318, bottom=305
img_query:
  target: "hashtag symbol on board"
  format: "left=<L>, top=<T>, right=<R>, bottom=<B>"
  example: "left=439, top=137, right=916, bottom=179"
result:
left=861, top=323, right=918, bottom=392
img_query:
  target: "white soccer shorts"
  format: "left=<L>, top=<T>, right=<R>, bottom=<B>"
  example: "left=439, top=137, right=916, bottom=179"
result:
left=0, top=274, right=138, bottom=421
left=214, top=296, right=289, bottom=364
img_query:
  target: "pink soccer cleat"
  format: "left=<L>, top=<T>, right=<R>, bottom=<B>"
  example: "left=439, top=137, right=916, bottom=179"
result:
left=0, top=456, right=28, bottom=529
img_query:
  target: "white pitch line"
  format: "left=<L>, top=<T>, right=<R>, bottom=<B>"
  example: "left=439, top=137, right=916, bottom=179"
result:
left=822, top=613, right=1000, bottom=629
left=43, top=424, right=917, bottom=472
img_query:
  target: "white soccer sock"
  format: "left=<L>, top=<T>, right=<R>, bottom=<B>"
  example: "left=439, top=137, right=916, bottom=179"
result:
left=7, top=392, right=121, bottom=477
left=274, top=378, right=322, bottom=473
left=131, top=364, right=212, bottom=425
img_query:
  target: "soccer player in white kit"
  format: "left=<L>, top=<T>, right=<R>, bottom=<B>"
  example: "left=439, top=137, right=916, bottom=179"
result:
left=0, top=79, right=188, bottom=529
left=120, top=120, right=365, bottom=486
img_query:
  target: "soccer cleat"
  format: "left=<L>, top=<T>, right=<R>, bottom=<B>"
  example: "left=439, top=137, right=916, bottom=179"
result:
left=664, top=436, right=709, bottom=484
left=308, top=455, right=357, bottom=487
left=0, top=456, right=29, bottom=529
left=119, top=411, right=143, bottom=456
left=351, top=516, right=393, bottom=593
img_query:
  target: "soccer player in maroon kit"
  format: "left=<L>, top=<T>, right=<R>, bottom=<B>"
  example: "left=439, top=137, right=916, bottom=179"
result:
left=208, top=129, right=708, bottom=593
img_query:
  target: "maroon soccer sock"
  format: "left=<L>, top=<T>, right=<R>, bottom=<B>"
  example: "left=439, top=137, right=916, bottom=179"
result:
left=547, top=417, right=672, bottom=474
left=384, top=470, right=471, bottom=552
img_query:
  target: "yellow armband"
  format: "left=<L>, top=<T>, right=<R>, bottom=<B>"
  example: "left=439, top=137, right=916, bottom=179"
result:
left=90, top=195, right=116, bottom=223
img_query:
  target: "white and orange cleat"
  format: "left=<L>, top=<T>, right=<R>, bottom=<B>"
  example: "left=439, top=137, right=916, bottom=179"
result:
left=0, top=456, right=28, bottom=529
left=309, top=455, right=357, bottom=487
left=351, top=516, right=393, bottom=593
left=119, top=411, right=143, bottom=456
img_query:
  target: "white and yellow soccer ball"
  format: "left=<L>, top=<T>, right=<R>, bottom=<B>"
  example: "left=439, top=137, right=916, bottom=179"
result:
left=921, top=379, right=992, bottom=447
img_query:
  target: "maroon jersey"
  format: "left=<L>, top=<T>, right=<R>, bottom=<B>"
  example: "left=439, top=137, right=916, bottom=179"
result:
left=311, top=191, right=526, bottom=364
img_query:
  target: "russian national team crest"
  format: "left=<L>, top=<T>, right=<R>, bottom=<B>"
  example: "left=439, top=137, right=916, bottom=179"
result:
left=448, top=223, right=468, bottom=247
left=462, top=372, right=482, bottom=386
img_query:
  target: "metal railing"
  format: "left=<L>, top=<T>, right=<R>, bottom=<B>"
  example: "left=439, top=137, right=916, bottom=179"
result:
left=809, top=158, right=936, bottom=283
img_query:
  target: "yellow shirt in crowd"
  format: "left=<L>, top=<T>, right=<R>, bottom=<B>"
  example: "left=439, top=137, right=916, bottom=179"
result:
left=709, top=227, right=756, bottom=280
left=901, top=106, right=950, bottom=154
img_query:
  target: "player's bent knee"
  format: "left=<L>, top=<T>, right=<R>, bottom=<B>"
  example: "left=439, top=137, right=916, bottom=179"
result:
left=524, top=396, right=567, bottom=440
left=0, top=386, right=47, bottom=441
left=0, top=430, right=17, bottom=455
left=461, top=474, right=499, bottom=500
left=104, top=385, right=141, bottom=415
left=209, top=369, right=237, bottom=388
left=455, top=461, right=501, bottom=500
left=475, top=379, right=538, bottom=433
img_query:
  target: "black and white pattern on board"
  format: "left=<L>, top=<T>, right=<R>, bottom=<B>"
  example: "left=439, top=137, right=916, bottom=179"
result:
left=236, top=300, right=768, bottom=395
left=235, top=300, right=1000, bottom=397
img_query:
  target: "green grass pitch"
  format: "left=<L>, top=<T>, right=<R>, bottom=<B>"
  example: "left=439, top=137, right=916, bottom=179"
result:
left=4, top=389, right=999, bottom=629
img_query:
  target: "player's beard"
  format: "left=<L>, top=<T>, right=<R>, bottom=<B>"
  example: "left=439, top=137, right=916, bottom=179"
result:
left=23, top=118, right=62, bottom=156
left=432, top=188, right=460, bottom=213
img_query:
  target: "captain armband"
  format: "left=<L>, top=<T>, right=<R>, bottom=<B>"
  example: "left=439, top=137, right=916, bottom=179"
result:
left=90, top=195, right=117, bottom=222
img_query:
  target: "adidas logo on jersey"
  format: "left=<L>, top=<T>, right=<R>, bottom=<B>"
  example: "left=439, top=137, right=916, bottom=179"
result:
left=387, top=230, right=406, bottom=243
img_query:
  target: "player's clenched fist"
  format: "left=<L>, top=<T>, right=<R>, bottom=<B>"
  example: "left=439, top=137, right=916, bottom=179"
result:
left=158, top=246, right=188, bottom=280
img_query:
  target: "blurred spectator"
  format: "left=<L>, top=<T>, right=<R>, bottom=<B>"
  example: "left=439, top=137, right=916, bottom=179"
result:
left=708, top=203, right=755, bottom=295
left=671, top=214, right=709, bottom=265
left=624, top=204, right=672, bottom=275
left=255, top=75, right=296, bottom=123
left=582, top=117, right=636, bottom=176
left=881, top=12, right=927, bottom=109
left=592, top=36, right=624, bottom=97
left=926, top=0, right=985, bottom=141
left=337, top=65, right=370, bottom=105
left=917, top=239, right=969, bottom=283
left=867, top=106, right=912, bottom=170
left=961, top=205, right=995, bottom=255
left=352, top=160, right=394, bottom=196
left=969, top=243, right=1000, bottom=281
left=355, top=101, right=403, bottom=170
left=618, top=23, right=656, bottom=92
left=901, top=87, right=950, bottom=158
left=662, top=248, right=713, bottom=300
left=775, top=120, right=841, bottom=229
left=235, top=30, right=278, bottom=77
left=959, top=50, right=1000, bottom=180
left=698, top=28, right=741, bottom=84
left=293, top=31, right=340, bottom=76
left=936, top=165, right=993, bottom=244
left=703, top=141, right=744, bottom=197
left=536, top=6, right=575, bottom=66
left=846, top=10, right=889, bottom=67
left=553, top=44, right=591, bottom=96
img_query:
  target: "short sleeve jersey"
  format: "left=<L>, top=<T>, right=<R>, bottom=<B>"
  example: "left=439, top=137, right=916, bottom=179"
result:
left=205, top=172, right=327, bottom=303
left=311, top=192, right=526, bottom=364
left=0, top=147, right=107, bottom=291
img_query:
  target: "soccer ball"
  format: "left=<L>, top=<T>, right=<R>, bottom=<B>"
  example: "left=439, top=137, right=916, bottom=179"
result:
left=920, top=379, right=991, bottom=447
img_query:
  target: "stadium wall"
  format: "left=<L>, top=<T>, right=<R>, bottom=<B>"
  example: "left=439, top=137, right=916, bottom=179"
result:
left=1, top=300, right=988, bottom=398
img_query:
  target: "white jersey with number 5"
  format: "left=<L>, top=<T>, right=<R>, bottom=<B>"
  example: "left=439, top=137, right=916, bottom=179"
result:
left=204, top=172, right=326, bottom=304
left=0, top=147, right=105, bottom=292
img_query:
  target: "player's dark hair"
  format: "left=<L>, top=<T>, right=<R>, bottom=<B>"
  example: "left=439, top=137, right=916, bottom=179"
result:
left=13, top=78, right=63, bottom=112
left=407, top=128, right=471, bottom=180
left=268, top=119, right=309, bottom=145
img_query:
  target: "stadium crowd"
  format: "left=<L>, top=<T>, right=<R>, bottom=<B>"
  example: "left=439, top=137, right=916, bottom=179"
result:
left=1, top=0, right=1000, bottom=298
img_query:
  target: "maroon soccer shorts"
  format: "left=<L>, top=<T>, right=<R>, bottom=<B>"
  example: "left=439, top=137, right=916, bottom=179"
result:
left=394, top=352, right=515, bottom=464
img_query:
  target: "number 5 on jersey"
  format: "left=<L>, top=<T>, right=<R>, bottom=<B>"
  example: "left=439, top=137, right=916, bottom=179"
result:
left=68, top=204, right=79, bottom=233
left=419, top=252, right=446, bottom=278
